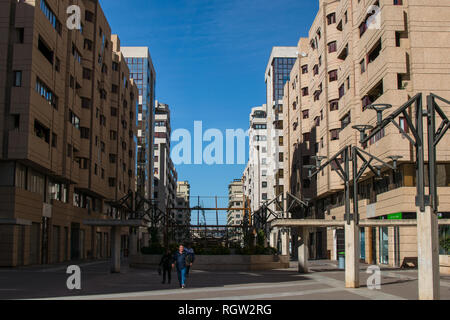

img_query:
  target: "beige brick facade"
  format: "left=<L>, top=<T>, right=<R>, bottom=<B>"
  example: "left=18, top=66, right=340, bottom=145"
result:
left=283, top=0, right=450, bottom=266
left=0, top=0, right=137, bottom=266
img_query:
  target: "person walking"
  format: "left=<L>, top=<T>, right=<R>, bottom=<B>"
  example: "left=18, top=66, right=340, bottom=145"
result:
left=172, top=244, right=191, bottom=289
left=185, top=244, right=195, bottom=278
left=159, top=250, right=172, bottom=284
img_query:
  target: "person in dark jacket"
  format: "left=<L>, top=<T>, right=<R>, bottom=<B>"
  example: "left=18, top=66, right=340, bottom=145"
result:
left=159, top=250, right=172, bottom=284
left=172, top=244, right=191, bottom=289
left=185, top=244, right=195, bottom=278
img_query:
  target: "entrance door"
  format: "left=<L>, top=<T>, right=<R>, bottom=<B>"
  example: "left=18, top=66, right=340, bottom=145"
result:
left=371, top=227, right=377, bottom=264
left=316, top=231, right=323, bottom=259
left=379, top=227, right=389, bottom=265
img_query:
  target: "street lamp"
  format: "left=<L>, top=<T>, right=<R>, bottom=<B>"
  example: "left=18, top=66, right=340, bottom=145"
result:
left=367, top=104, right=392, bottom=125
left=352, top=125, right=374, bottom=143
left=388, top=155, right=403, bottom=170
left=311, top=155, right=327, bottom=168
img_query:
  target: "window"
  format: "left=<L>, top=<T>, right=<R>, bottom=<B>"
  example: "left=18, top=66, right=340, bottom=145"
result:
left=330, top=129, right=340, bottom=141
left=330, top=100, right=339, bottom=111
left=302, top=87, right=309, bottom=96
left=112, top=62, right=119, bottom=71
left=338, top=44, right=348, bottom=60
left=328, top=41, right=337, bottom=53
left=80, top=127, right=89, bottom=139
left=368, top=39, right=382, bottom=63
left=35, top=78, right=58, bottom=109
left=13, top=71, right=22, bottom=87
left=111, top=107, right=118, bottom=117
left=85, top=10, right=94, bottom=22
left=108, top=178, right=116, bottom=187
left=362, top=80, right=384, bottom=111
left=84, top=39, right=93, bottom=51
left=54, top=57, right=60, bottom=72
left=68, top=110, right=80, bottom=129
left=329, top=70, right=338, bottom=82
left=83, top=68, right=92, bottom=80
left=15, top=28, right=24, bottom=43
left=369, top=128, right=385, bottom=145
left=302, top=110, right=309, bottom=119
left=313, top=64, right=319, bottom=75
left=301, top=65, right=308, bottom=74
left=360, top=59, right=366, bottom=73
left=51, top=133, right=57, bottom=148
left=109, top=154, right=117, bottom=164
left=399, top=117, right=409, bottom=133
left=339, top=84, right=345, bottom=99
left=81, top=97, right=91, bottom=109
left=303, top=132, right=311, bottom=141
left=67, top=144, right=73, bottom=158
left=341, top=112, right=351, bottom=130
left=38, top=36, right=53, bottom=64
left=327, top=13, right=336, bottom=25
left=262, top=182, right=268, bottom=188
left=39, top=0, right=62, bottom=34
left=279, top=136, right=284, bottom=146
left=72, top=44, right=82, bottom=64
left=315, top=116, right=320, bottom=126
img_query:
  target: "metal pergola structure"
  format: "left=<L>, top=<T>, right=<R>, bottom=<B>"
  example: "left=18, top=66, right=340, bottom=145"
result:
left=264, top=93, right=450, bottom=300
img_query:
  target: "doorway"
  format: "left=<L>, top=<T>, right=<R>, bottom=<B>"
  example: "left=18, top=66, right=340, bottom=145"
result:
left=379, top=227, right=389, bottom=265
left=360, top=228, right=366, bottom=261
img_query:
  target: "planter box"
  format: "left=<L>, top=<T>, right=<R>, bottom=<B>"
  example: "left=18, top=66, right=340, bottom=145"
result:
left=440, top=255, right=450, bottom=275
left=130, top=254, right=290, bottom=271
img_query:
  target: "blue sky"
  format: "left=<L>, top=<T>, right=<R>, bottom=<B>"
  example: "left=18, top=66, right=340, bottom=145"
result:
left=100, top=0, right=318, bottom=223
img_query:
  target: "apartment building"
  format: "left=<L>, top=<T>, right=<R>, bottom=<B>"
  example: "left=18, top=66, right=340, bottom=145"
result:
left=264, top=47, right=297, bottom=253
left=122, top=47, right=156, bottom=201
left=176, top=181, right=190, bottom=225
left=227, top=178, right=245, bottom=245
left=243, top=105, right=269, bottom=214
left=154, top=101, right=177, bottom=214
left=0, top=0, right=138, bottom=267
left=283, top=0, right=450, bottom=266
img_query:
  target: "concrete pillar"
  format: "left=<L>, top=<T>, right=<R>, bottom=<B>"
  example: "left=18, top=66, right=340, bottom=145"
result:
left=129, top=228, right=138, bottom=256
left=345, top=220, right=360, bottom=288
left=281, top=230, right=289, bottom=256
left=417, top=206, right=440, bottom=300
left=298, top=227, right=309, bottom=273
left=111, top=226, right=121, bottom=273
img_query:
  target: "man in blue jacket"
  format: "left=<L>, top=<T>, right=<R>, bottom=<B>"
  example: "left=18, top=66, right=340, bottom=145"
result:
left=185, top=243, right=195, bottom=278
left=172, top=244, right=191, bottom=289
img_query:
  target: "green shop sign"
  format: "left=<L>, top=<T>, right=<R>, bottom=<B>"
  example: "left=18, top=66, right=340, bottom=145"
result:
left=387, top=212, right=403, bottom=220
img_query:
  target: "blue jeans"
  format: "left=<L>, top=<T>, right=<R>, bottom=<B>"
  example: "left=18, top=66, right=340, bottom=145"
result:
left=177, top=267, right=186, bottom=286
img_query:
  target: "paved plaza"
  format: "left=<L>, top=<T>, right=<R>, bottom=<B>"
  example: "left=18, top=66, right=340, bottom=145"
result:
left=0, top=260, right=449, bottom=300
